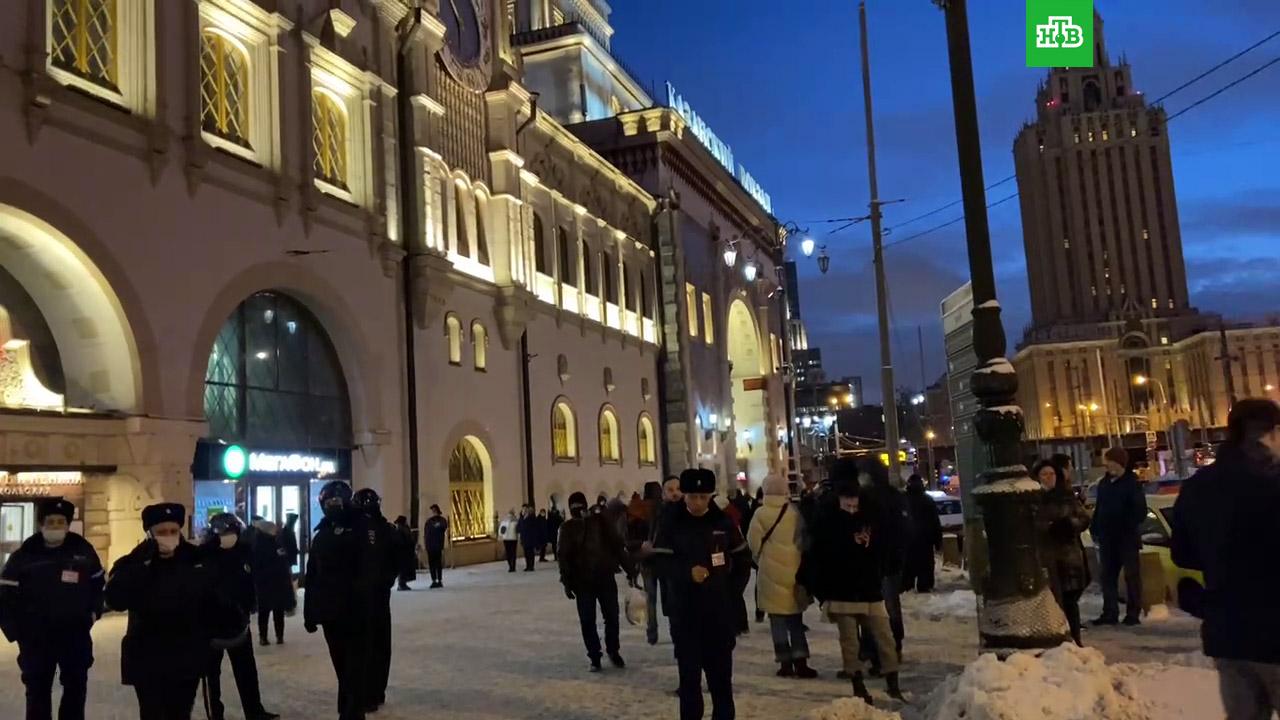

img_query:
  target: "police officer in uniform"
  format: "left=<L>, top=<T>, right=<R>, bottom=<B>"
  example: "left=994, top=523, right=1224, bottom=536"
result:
left=352, top=488, right=400, bottom=712
left=199, top=513, right=279, bottom=720
left=305, top=480, right=381, bottom=720
left=654, top=469, right=752, bottom=720
left=106, top=502, right=227, bottom=719
left=0, top=499, right=104, bottom=720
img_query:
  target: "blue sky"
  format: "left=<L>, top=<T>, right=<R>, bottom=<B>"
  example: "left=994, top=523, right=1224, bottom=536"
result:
left=609, top=1, right=1280, bottom=402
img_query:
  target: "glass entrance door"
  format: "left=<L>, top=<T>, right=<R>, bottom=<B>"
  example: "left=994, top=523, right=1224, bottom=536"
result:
left=249, top=481, right=309, bottom=575
left=0, top=503, right=34, bottom=567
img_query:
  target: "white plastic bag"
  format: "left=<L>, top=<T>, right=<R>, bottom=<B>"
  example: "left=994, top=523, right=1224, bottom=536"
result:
left=624, top=584, right=648, bottom=627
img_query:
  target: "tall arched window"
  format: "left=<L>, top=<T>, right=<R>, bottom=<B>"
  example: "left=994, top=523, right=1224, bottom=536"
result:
left=557, top=227, right=576, bottom=286
left=312, top=89, right=348, bottom=189
left=475, top=195, right=490, bottom=266
left=552, top=400, right=577, bottom=461
left=199, top=29, right=250, bottom=148
left=603, top=252, right=618, bottom=305
left=445, top=313, right=462, bottom=365
left=638, top=415, right=657, bottom=466
left=623, top=261, right=636, bottom=311
left=471, top=321, right=487, bottom=371
left=49, top=0, right=117, bottom=90
left=533, top=213, right=549, bottom=274
left=599, top=406, right=621, bottom=464
left=639, top=270, right=651, bottom=319
left=454, top=185, right=471, bottom=258
left=448, top=437, right=491, bottom=541
left=582, top=247, right=597, bottom=297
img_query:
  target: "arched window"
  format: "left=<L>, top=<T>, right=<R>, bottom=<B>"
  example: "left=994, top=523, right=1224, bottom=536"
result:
left=312, top=89, right=348, bottom=189
left=454, top=185, right=471, bottom=258
left=602, top=252, right=618, bottom=304
left=552, top=400, right=577, bottom=461
left=638, top=415, right=657, bottom=466
left=533, top=213, right=549, bottom=274
left=557, top=227, right=576, bottom=286
left=448, top=437, right=491, bottom=541
left=471, top=321, right=487, bottom=371
left=639, top=270, right=651, bottom=319
left=445, top=313, right=462, bottom=365
left=475, top=195, right=490, bottom=266
left=582, top=246, right=597, bottom=296
left=623, top=261, right=636, bottom=311
left=199, top=29, right=250, bottom=148
left=203, top=292, right=350, bottom=448
left=49, top=0, right=117, bottom=90
left=599, top=407, right=621, bottom=463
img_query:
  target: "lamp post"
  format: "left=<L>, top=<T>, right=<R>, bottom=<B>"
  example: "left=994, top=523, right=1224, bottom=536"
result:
left=933, top=0, right=1068, bottom=649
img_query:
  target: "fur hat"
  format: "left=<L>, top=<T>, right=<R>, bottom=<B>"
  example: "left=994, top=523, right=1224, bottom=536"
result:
left=679, top=468, right=716, bottom=494
left=142, top=503, right=185, bottom=531
left=37, top=499, right=75, bottom=524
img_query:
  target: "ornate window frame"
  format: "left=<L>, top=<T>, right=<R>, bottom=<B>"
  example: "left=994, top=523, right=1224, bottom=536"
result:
left=445, top=312, right=463, bottom=366
left=305, top=38, right=377, bottom=206
left=197, top=0, right=287, bottom=167
left=637, top=414, right=657, bottom=467
left=45, top=0, right=156, bottom=115
left=598, top=404, right=621, bottom=465
left=551, top=398, right=579, bottom=463
left=471, top=320, right=488, bottom=371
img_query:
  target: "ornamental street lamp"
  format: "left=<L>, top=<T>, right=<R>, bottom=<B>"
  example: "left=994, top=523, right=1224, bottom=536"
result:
left=801, top=236, right=817, bottom=257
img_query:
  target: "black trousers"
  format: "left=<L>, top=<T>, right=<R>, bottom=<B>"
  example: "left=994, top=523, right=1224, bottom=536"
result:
left=1061, top=588, right=1085, bottom=645
left=135, top=676, right=199, bottom=720
left=205, top=635, right=265, bottom=719
left=1099, top=541, right=1142, bottom=621
left=523, top=545, right=537, bottom=571
left=672, top=621, right=735, bottom=720
left=902, top=544, right=937, bottom=593
left=322, top=622, right=369, bottom=720
left=258, top=609, right=286, bottom=642
left=17, top=631, right=92, bottom=720
left=503, top=541, right=518, bottom=571
left=426, top=549, right=444, bottom=583
left=574, top=577, right=620, bottom=661
left=539, top=542, right=548, bottom=562
left=367, top=592, right=392, bottom=706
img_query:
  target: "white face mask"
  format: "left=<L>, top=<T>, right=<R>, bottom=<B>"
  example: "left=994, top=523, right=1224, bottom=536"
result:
left=154, top=535, right=181, bottom=553
left=219, top=534, right=238, bottom=549
left=41, top=528, right=68, bottom=546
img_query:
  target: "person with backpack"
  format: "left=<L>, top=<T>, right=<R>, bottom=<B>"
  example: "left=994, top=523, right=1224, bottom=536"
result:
left=748, top=475, right=815, bottom=679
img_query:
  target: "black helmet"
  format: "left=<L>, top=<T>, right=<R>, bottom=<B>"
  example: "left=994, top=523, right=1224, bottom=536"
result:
left=318, top=480, right=353, bottom=508
left=352, top=488, right=382, bottom=513
left=208, top=512, right=244, bottom=537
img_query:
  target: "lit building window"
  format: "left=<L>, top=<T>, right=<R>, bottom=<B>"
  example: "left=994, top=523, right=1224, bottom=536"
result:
left=1130, top=127, right=1137, bottom=137
left=448, top=437, right=491, bottom=541
left=200, top=29, right=250, bottom=149
left=533, top=214, right=549, bottom=274
left=552, top=401, right=577, bottom=461
left=599, top=407, right=621, bottom=463
left=1161, top=336, right=1169, bottom=345
left=1063, top=237, right=1070, bottom=249
left=1087, top=130, right=1095, bottom=142
left=1074, top=132, right=1080, bottom=144
left=49, top=0, right=117, bottom=91
left=638, top=415, right=656, bottom=466
left=471, top=321, right=487, bottom=371
left=686, top=283, right=698, bottom=338
left=1142, top=228, right=1149, bottom=240
left=702, top=292, right=714, bottom=344
left=312, top=89, right=348, bottom=189
left=1102, top=129, right=1109, bottom=141
left=445, top=313, right=462, bottom=365
left=1151, top=298, right=1158, bottom=309
left=453, top=184, right=471, bottom=258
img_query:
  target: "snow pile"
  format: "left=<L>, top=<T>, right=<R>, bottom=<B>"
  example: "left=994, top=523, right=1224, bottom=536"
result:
left=807, top=697, right=902, bottom=720
left=1144, top=603, right=1171, bottom=622
left=908, top=589, right=978, bottom=621
left=919, top=643, right=1151, bottom=720
left=1115, top=662, right=1224, bottom=719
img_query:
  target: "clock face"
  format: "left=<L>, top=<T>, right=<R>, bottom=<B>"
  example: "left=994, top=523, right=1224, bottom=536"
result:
left=439, top=0, right=491, bottom=92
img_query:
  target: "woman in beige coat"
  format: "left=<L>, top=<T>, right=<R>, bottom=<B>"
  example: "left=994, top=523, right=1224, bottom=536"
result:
left=748, top=475, right=816, bottom=678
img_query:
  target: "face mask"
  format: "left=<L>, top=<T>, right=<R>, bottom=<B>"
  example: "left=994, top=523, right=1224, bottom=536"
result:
left=219, top=534, right=238, bottom=549
left=154, top=535, right=181, bottom=553
left=323, top=504, right=345, bottom=520
left=41, top=528, right=68, bottom=545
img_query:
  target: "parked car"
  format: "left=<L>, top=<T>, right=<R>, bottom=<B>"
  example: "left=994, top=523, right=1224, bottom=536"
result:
left=1081, top=494, right=1203, bottom=602
left=928, top=490, right=963, bottom=532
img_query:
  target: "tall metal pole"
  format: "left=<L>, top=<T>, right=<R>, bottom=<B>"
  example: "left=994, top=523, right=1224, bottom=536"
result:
left=917, top=325, right=936, bottom=485
left=935, top=0, right=1068, bottom=649
left=857, top=2, right=901, bottom=483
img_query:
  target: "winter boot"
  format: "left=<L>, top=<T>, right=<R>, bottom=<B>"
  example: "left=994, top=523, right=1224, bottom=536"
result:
left=259, top=634, right=270, bottom=646
left=851, top=672, right=874, bottom=706
left=794, top=659, right=819, bottom=679
left=608, top=652, right=626, bottom=669
left=589, top=657, right=603, bottom=673
left=777, top=661, right=795, bottom=678
left=886, top=671, right=906, bottom=702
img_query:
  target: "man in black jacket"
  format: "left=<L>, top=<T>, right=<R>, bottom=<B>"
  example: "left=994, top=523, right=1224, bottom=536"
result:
left=1172, top=399, right=1280, bottom=719
left=423, top=505, right=448, bottom=588
left=654, top=469, right=752, bottom=720
left=0, top=499, right=103, bottom=720
left=1090, top=446, right=1147, bottom=626
left=352, top=488, right=400, bottom=712
left=200, top=513, right=278, bottom=720
left=901, top=475, right=942, bottom=593
left=305, top=481, right=383, bottom=720
left=559, top=491, right=636, bottom=672
left=859, top=459, right=911, bottom=662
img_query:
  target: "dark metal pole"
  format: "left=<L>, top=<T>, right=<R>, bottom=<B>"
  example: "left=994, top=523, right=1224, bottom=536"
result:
left=396, top=13, right=424, bottom=530
left=520, top=330, right=536, bottom=506
left=935, top=0, right=1068, bottom=649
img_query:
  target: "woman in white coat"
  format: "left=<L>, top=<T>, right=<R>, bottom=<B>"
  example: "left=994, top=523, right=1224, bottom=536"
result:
left=748, top=475, right=816, bottom=678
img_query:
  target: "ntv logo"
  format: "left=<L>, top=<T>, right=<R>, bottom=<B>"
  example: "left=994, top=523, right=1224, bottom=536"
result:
left=1027, top=0, right=1094, bottom=68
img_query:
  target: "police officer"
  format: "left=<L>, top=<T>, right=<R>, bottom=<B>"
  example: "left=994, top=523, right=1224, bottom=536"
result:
left=305, top=480, right=381, bottom=720
left=352, top=488, right=400, bottom=711
left=0, top=499, right=103, bottom=720
left=654, top=469, right=752, bottom=720
left=106, top=502, right=227, bottom=719
left=200, top=513, right=279, bottom=720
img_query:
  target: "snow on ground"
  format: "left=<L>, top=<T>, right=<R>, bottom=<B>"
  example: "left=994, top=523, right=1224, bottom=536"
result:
left=0, top=559, right=1216, bottom=719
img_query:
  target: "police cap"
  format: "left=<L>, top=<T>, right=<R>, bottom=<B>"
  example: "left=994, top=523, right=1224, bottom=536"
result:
left=142, top=503, right=186, bottom=531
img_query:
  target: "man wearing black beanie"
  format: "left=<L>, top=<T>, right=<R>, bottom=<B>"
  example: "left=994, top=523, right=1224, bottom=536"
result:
left=559, top=491, right=636, bottom=672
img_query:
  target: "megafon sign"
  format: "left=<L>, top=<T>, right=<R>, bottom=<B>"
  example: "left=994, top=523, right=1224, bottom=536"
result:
left=666, top=82, right=773, bottom=214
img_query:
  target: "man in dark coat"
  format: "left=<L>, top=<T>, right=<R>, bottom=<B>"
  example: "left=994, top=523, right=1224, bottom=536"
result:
left=1172, top=399, right=1280, bottom=719
left=423, top=505, right=449, bottom=588
left=352, top=488, right=401, bottom=712
left=545, top=504, right=564, bottom=560
left=105, top=503, right=227, bottom=719
left=654, top=469, right=752, bottom=720
left=858, top=459, right=911, bottom=661
left=517, top=505, right=543, bottom=572
left=1090, top=446, right=1147, bottom=626
left=305, top=481, right=384, bottom=720
left=0, top=499, right=103, bottom=720
left=393, top=516, right=417, bottom=590
left=901, top=475, right=942, bottom=593
left=200, top=514, right=278, bottom=720
left=559, top=491, right=636, bottom=672
left=250, top=519, right=295, bottom=645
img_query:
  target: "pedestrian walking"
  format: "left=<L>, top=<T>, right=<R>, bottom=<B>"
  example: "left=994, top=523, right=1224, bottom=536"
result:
left=859, top=459, right=911, bottom=664
left=352, top=488, right=401, bottom=712
left=653, top=468, right=752, bottom=720
left=423, top=505, right=449, bottom=588
left=627, top=482, right=662, bottom=645
left=393, top=516, right=417, bottom=590
left=199, top=513, right=279, bottom=720
left=799, top=475, right=905, bottom=706
left=1172, top=398, right=1280, bottom=720
left=546, top=504, right=564, bottom=561
left=249, top=518, right=295, bottom=646
left=105, top=503, right=226, bottom=719
left=537, top=509, right=551, bottom=562
left=499, top=510, right=519, bottom=572
left=558, top=492, right=636, bottom=672
left=747, top=475, right=816, bottom=679
left=1090, top=446, right=1147, bottom=626
left=304, top=481, right=383, bottom=720
left=281, top=513, right=300, bottom=579
left=1033, top=460, right=1091, bottom=646
left=517, top=505, right=543, bottom=572
left=640, top=476, right=684, bottom=648
left=0, top=499, right=103, bottom=720
left=901, top=474, right=942, bottom=593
